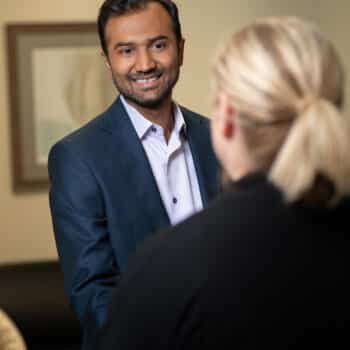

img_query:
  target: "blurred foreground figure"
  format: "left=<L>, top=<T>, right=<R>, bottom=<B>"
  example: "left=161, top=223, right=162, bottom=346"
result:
left=98, top=16, right=350, bottom=349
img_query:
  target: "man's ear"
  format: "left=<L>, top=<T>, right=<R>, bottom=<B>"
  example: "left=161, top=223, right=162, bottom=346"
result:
left=217, top=93, right=235, bottom=139
left=102, top=52, right=113, bottom=80
left=178, top=38, right=185, bottom=66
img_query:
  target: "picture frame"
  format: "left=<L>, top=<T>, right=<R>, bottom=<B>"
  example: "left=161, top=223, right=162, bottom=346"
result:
left=6, top=22, right=115, bottom=192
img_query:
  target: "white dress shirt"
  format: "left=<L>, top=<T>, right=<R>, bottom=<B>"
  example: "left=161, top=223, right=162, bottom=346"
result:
left=121, top=96, right=203, bottom=225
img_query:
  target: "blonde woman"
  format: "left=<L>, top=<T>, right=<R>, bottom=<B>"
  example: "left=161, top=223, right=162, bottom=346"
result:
left=98, top=17, right=350, bottom=349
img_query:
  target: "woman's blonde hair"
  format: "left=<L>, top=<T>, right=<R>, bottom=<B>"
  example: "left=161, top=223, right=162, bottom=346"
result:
left=212, top=16, right=350, bottom=207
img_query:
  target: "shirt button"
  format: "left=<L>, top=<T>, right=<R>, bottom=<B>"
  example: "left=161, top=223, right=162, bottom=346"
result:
left=172, top=197, right=178, bottom=204
left=151, top=126, right=157, bottom=132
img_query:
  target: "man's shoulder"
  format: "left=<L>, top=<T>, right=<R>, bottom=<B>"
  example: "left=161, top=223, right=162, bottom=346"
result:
left=58, top=103, right=114, bottom=143
left=49, top=98, right=125, bottom=153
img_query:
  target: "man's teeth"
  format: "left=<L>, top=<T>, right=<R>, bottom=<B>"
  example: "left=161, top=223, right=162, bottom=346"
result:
left=136, top=77, right=158, bottom=83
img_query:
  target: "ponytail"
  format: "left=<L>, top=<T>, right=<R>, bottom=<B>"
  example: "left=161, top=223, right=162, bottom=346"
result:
left=269, top=98, right=350, bottom=206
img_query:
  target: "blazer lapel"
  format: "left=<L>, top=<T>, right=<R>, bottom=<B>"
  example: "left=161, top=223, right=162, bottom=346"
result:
left=183, top=109, right=218, bottom=206
left=101, top=98, right=170, bottom=239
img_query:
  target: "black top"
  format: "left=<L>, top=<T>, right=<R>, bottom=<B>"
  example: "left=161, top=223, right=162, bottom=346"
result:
left=98, top=173, right=349, bottom=349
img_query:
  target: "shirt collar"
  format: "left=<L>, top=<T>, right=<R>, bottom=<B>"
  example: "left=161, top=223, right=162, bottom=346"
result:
left=173, top=104, right=187, bottom=138
left=120, top=95, right=186, bottom=140
left=120, top=95, right=152, bottom=139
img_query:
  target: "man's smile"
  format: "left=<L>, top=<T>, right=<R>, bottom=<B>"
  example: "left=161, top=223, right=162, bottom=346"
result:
left=131, top=72, right=163, bottom=89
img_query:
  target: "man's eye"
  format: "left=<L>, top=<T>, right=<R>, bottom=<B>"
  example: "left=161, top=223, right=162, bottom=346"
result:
left=118, top=48, right=133, bottom=55
left=152, top=41, right=167, bottom=50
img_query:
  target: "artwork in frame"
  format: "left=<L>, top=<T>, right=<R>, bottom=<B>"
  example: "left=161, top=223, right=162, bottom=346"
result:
left=7, top=22, right=115, bottom=192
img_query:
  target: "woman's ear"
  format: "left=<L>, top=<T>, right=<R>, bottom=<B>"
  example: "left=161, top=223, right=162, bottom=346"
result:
left=217, top=93, right=236, bottom=139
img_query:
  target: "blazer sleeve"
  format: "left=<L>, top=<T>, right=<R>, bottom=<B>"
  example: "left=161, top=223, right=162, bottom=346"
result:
left=48, top=140, right=119, bottom=334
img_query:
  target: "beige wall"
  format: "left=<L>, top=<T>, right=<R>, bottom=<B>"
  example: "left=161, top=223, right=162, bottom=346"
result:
left=0, top=0, right=104, bottom=264
left=318, top=1, right=350, bottom=112
left=0, top=1, right=346, bottom=264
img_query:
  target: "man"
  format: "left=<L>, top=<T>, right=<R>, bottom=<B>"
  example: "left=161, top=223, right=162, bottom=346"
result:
left=48, top=0, right=218, bottom=349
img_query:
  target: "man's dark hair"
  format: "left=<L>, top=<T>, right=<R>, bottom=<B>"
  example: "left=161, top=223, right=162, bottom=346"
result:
left=98, top=0, right=182, bottom=56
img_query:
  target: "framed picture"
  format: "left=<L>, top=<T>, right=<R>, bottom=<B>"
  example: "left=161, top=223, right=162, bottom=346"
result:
left=7, top=22, right=115, bottom=192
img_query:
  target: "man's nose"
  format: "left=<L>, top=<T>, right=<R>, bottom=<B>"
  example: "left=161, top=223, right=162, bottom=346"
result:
left=135, top=48, right=156, bottom=73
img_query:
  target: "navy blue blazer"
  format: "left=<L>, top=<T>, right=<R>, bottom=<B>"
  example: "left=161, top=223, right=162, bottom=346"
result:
left=48, top=97, right=218, bottom=348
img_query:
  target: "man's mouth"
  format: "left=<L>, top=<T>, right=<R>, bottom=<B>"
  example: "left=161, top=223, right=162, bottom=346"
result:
left=136, top=76, right=158, bottom=84
left=131, top=72, right=162, bottom=88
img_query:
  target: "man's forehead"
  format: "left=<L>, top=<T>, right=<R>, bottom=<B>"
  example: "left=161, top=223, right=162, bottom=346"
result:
left=105, top=2, right=174, bottom=42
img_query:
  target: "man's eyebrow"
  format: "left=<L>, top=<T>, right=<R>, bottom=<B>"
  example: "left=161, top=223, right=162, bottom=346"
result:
left=114, top=41, right=134, bottom=49
left=148, top=35, right=169, bottom=43
left=113, top=35, right=169, bottom=50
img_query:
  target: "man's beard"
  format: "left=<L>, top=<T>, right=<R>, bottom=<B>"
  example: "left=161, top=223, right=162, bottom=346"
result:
left=112, top=68, right=180, bottom=109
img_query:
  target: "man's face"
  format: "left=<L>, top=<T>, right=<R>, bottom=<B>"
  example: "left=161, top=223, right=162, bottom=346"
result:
left=103, top=2, right=184, bottom=109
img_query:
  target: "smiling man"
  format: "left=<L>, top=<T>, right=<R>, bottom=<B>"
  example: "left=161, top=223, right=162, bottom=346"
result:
left=48, top=1, right=218, bottom=349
